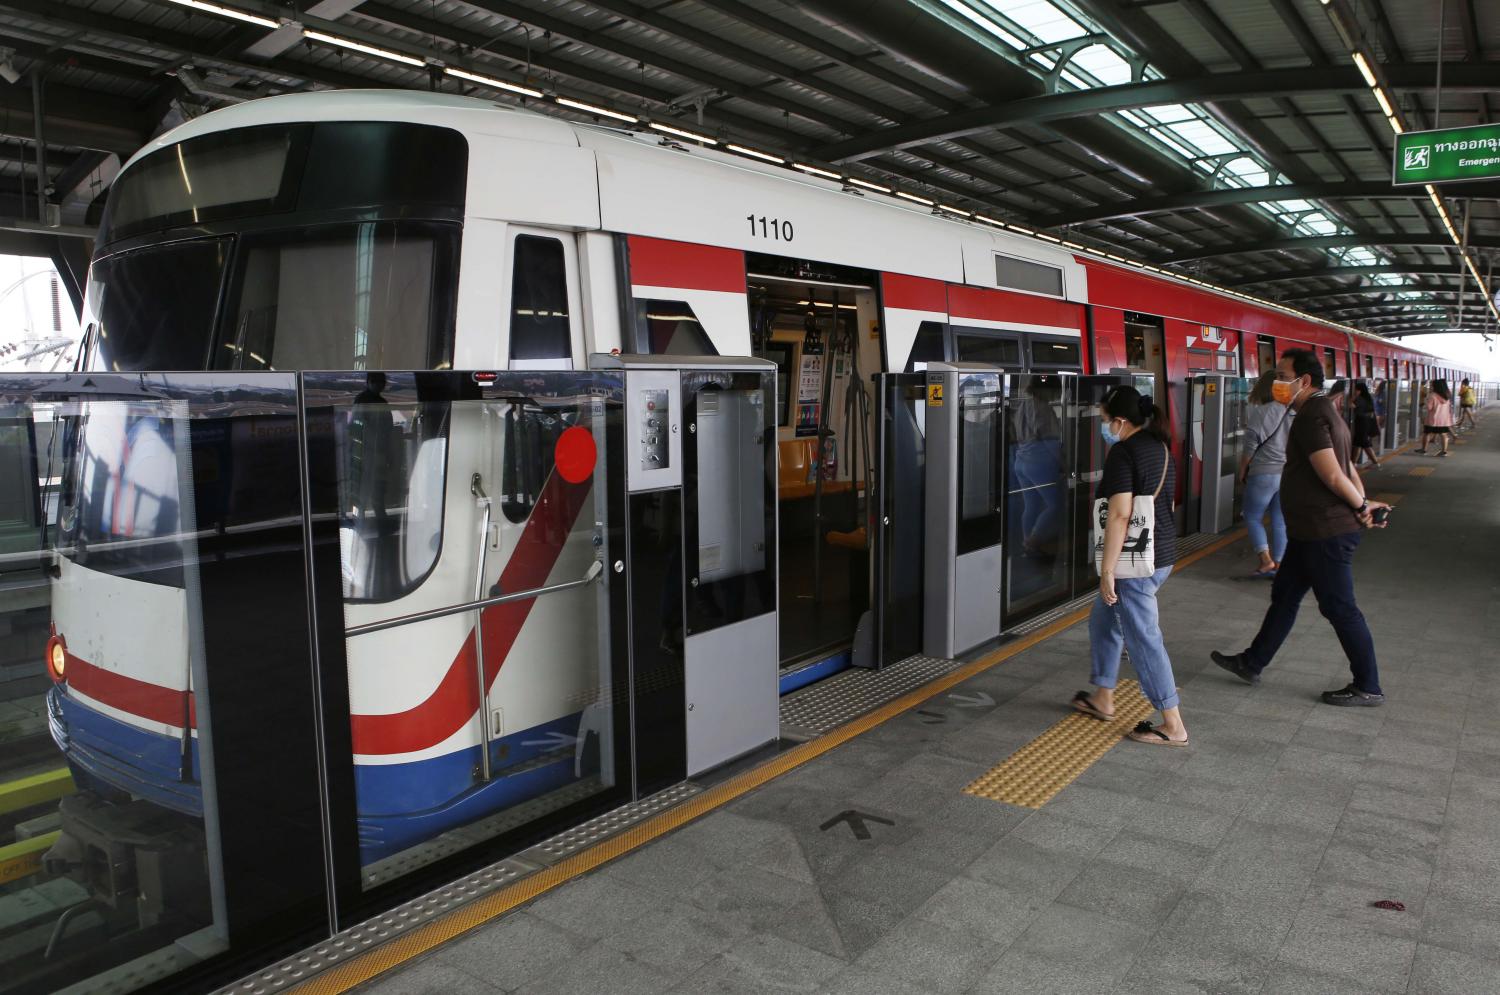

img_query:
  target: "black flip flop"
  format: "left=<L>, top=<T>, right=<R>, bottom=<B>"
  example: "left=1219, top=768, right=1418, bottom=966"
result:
left=1126, top=720, right=1188, bottom=747
left=1071, top=690, right=1115, bottom=721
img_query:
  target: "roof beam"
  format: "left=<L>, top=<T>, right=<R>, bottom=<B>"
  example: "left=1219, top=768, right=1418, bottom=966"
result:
left=1280, top=283, right=1472, bottom=303
left=1323, top=301, right=1493, bottom=315
left=812, top=63, right=1500, bottom=163
left=1234, top=264, right=1471, bottom=286
left=1039, top=181, right=1500, bottom=227
left=1162, top=235, right=1500, bottom=266
left=0, top=82, right=152, bottom=156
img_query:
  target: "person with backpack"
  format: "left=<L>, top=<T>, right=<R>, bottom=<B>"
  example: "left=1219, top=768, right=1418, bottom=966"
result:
left=1071, top=385, right=1187, bottom=747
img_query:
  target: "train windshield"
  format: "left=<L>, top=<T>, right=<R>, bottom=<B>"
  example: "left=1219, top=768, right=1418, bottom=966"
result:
left=217, top=221, right=455, bottom=372
left=89, top=239, right=231, bottom=371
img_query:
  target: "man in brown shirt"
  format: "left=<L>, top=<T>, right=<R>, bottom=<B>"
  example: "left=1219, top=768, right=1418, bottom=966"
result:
left=1212, top=349, right=1391, bottom=705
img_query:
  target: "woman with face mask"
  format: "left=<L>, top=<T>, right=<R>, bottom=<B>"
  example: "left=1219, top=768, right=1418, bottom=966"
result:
left=1072, top=386, right=1187, bottom=747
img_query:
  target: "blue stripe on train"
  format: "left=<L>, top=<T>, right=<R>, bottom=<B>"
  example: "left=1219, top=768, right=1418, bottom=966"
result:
left=48, top=687, right=205, bottom=816
left=49, top=688, right=599, bottom=865
left=354, top=712, right=591, bottom=862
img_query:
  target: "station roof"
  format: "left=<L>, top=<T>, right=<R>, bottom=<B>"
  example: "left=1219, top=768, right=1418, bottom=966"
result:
left=1, top=0, right=1496, bottom=337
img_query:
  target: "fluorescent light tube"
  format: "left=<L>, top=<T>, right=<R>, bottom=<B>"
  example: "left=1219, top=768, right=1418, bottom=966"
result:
left=166, top=0, right=278, bottom=28
left=895, top=191, right=934, bottom=206
left=650, top=121, right=717, bottom=144
left=1372, top=87, right=1395, bottom=118
left=846, top=177, right=892, bottom=193
left=304, top=30, right=424, bottom=67
left=794, top=162, right=841, bottom=180
left=444, top=67, right=544, bottom=98
left=1352, top=52, right=1378, bottom=89
left=555, top=97, right=637, bottom=122
left=726, top=144, right=784, bottom=164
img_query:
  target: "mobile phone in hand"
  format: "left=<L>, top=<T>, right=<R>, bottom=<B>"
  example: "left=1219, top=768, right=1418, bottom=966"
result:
left=1372, top=507, right=1390, bottom=525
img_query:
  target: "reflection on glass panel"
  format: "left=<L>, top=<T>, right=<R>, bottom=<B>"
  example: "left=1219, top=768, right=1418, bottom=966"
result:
left=1005, top=375, right=1068, bottom=619
left=691, top=381, right=766, bottom=585
left=0, top=373, right=317, bottom=995
left=1221, top=379, right=1250, bottom=481
left=318, top=374, right=617, bottom=890
left=956, top=374, right=1000, bottom=525
left=684, top=372, right=777, bottom=637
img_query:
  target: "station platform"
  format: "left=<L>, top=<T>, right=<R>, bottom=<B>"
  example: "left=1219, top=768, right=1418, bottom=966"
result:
left=322, top=416, right=1497, bottom=995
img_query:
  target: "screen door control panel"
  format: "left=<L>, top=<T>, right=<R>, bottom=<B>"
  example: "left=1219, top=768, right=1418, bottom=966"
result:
left=640, top=389, right=669, bottom=470
left=625, top=371, right=682, bottom=492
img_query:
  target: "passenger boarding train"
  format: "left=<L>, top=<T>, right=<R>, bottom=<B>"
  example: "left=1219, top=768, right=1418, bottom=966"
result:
left=45, top=90, right=1472, bottom=872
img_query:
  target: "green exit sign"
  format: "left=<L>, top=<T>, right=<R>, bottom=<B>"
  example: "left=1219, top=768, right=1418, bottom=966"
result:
left=1394, top=124, right=1500, bottom=185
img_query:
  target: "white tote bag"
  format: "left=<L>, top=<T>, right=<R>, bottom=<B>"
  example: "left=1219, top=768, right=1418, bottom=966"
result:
left=1092, top=443, right=1169, bottom=579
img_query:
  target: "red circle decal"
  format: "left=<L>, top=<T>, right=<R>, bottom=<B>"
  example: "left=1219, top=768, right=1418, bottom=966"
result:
left=554, top=426, right=597, bottom=484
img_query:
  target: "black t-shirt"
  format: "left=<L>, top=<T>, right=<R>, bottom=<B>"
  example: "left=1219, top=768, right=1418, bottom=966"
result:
left=1282, top=393, right=1359, bottom=540
left=1098, top=431, right=1177, bottom=568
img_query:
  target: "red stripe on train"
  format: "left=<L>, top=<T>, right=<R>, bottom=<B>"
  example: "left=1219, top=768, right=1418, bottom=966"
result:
left=347, top=467, right=594, bottom=756
left=881, top=273, right=946, bottom=313
left=946, top=284, right=1083, bottom=331
left=64, top=649, right=195, bottom=730
left=627, top=236, right=746, bottom=294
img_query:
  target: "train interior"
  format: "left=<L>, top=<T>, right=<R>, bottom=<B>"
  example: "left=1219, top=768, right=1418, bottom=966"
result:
left=745, top=256, right=881, bottom=680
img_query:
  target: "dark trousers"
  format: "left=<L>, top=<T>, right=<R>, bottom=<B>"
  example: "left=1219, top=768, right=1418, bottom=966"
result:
left=1244, top=531, right=1382, bottom=695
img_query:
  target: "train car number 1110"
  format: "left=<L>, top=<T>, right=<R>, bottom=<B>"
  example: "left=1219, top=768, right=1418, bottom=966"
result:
left=747, top=215, right=794, bottom=242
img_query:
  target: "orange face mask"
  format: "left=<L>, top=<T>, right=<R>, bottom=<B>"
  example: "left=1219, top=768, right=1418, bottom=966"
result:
left=1271, top=379, right=1298, bottom=405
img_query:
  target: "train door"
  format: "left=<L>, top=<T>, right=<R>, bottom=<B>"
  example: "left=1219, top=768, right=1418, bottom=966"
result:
left=1124, top=313, right=1167, bottom=397
left=503, top=227, right=585, bottom=370
left=1256, top=337, right=1276, bottom=378
left=745, top=257, right=881, bottom=676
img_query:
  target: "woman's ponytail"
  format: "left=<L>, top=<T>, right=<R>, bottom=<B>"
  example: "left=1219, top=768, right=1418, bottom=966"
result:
left=1102, top=385, right=1172, bottom=445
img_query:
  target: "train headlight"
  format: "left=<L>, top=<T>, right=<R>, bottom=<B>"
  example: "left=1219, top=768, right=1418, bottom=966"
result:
left=46, top=636, right=66, bottom=683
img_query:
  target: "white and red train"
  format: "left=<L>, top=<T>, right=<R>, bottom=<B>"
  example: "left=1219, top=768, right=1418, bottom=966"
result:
left=45, top=90, right=1470, bottom=869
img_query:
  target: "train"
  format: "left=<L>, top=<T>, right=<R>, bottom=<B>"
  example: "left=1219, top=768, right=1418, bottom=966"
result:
left=41, top=89, right=1472, bottom=900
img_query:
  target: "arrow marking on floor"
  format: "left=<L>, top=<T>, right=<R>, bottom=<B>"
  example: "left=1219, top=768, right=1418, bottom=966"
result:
left=916, top=709, right=947, bottom=724
left=819, top=810, right=895, bottom=840
left=948, top=691, right=996, bottom=708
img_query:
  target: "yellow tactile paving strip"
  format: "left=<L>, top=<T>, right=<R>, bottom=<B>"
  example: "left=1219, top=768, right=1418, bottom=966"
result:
left=287, top=528, right=1247, bottom=995
left=1408, top=466, right=1436, bottom=477
left=962, top=681, right=1156, bottom=808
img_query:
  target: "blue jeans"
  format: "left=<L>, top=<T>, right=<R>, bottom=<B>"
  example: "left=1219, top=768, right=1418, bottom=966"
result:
left=1242, top=473, right=1286, bottom=562
left=1244, top=532, right=1381, bottom=695
left=1090, top=566, right=1178, bottom=711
